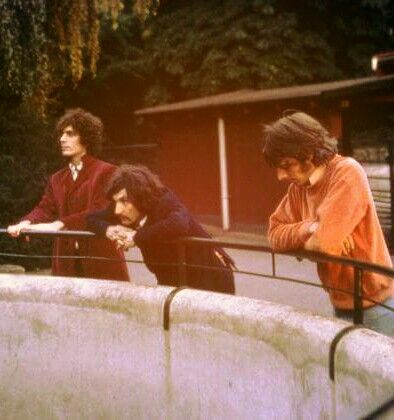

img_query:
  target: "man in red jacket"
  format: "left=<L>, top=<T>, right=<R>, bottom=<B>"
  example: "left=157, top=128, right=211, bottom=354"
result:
left=7, top=108, right=129, bottom=281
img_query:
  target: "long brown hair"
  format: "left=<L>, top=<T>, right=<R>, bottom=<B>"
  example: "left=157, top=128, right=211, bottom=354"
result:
left=263, top=111, right=338, bottom=167
left=106, top=164, right=166, bottom=214
left=55, top=108, right=104, bottom=156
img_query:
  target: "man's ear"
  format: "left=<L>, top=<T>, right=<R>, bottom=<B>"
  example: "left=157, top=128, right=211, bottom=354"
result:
left=301, top=153, right=314, bottom=164
left=310, top=151, right=320, bottom=166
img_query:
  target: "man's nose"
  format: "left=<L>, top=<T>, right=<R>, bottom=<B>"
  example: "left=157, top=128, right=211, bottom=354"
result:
left=277, top=168, right=288, bottom=181
left=114, top=202, right=122, bottom=215
left=60, top=133, right=66, bottom=143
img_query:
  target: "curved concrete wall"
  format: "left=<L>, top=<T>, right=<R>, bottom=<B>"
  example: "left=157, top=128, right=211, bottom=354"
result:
left=0, top=274, right=392, bottom=419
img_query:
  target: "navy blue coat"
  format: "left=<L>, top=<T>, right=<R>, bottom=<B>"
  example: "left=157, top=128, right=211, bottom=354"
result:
left=87, top=189, right=235, bottom=294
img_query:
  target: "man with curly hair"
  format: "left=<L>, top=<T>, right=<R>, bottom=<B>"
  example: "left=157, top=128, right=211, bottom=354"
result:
left=87, top=164, right=235, bottom=294
left=7, top=108, right=129, bottom=281
left=263, top=111, right=393, bottom=336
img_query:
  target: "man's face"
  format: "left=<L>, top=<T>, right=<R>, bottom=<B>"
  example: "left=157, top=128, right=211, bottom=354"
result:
left=276, top=157, right=316, bottom=186
left=59, top=125, right=87, bottom=160
left=112, top=188, right=143, bottom=227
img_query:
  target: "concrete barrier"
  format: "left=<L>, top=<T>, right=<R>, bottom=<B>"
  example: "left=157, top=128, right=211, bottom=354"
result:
left=0, top=274, right=392, bottom=419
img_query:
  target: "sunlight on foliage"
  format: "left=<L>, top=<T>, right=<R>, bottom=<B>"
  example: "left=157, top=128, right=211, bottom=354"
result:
left=0, top=0, right=155, bottom=115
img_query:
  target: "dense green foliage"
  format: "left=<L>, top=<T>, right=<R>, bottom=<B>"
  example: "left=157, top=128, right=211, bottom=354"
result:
left=139, top=0, right=393, bottom=104
left=144, top=2, right=338, bottom=103
left=0, top=106, right=60, bottom=269
left=61, top=11, right=147, bottom=144
left=64, top=0, right=394, bottom=140
left=0, top=0, right=156, bottom=114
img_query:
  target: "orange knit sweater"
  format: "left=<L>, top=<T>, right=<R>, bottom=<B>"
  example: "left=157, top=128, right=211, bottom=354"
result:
left=268, top=155, right=394, bottom=309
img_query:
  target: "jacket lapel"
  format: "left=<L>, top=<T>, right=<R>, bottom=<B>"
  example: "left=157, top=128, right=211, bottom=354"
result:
left=67, top=155, right=95, bottom=195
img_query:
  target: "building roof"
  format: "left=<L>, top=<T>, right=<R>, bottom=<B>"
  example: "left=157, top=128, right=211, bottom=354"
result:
left=135, top=74, right=394, bottom=116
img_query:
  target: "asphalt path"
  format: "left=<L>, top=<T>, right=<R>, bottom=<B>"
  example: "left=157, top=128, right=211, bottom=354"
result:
left=124, top=246, right=333, bottom=319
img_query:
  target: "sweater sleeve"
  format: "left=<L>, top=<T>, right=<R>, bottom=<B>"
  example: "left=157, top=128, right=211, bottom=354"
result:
left=309, top=160, right=369, bottom=255
left=268, top=186, right=315, bottom=251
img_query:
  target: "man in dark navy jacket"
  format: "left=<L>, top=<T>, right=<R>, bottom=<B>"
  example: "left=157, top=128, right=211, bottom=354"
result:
left=87, top=164, right=235, bottom=294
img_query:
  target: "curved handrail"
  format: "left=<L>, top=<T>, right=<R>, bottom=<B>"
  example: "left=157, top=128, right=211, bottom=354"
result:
left=1, top=228, right=394, bottom=277
left=0, top=228, right=393, bottom=325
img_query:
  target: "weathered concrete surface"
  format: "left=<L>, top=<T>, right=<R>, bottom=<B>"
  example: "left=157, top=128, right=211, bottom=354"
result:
left=335, top=329, right=394, bottom=418
left=0, top=274, right=392, bottom=419
left=125, top=247, right=334, bottom=317
left=0, top=264, right=25, bottom=274
left=0, top=274, right=171, bottom=419
left=168, top=291, right=336, bottom=419
left=169, top=290, right=394, bottom=419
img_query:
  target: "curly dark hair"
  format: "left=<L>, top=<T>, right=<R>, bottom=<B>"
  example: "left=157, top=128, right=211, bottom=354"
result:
left=55, top=108, right=104, bottom=156
left=106, top=164, right=166, bottom=214
left=263, top=111, right=338, bottom=167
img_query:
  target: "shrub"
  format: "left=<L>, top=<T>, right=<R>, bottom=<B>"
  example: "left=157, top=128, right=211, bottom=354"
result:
left=0, top=104, right=61, bottom=270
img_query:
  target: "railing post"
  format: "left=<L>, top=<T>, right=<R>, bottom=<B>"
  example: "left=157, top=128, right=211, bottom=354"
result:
left=177, top=240, right=187, bottom=287
left=353, top=267, right=364, bottom=324
left=389, top=141, right=394, bottom=252
left=271, top=252, right=276, bottom=278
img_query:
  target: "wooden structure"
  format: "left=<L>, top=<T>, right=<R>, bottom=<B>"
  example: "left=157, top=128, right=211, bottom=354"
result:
left=135, top=75, right=394, bottom=231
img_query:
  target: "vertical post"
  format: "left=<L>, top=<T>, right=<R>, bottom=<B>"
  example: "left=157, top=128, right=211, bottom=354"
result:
left=388, top=142, right=394, bottom=252
left=177, top=240, right=187, bottom=287
left=218, top=117, right=230, bottom=231
left=271, top=252, right=276, bottom=278
left=353, top=267, right=364, bottom=324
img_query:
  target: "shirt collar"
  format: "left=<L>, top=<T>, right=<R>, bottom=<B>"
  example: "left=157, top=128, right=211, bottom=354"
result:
left=69, top=161, right=83, bottom=171
left=69, top=161, right=83, bottom=180
left=138, top=216, right=147, bottom=229
left=308, top=165, right=326, bottom=187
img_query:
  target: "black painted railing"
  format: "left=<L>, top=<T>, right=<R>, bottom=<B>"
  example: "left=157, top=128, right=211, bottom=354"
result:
left=0, top=228, right=393, bottom=326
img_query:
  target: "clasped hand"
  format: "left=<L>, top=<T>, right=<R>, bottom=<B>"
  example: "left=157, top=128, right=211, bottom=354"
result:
left=106, top=225, right=136, bottom=250
left=304, top=221, right=355, bottom=256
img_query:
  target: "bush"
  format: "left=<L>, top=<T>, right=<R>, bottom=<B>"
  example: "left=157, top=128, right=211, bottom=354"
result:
left=0, top=104, right=61, bottom=270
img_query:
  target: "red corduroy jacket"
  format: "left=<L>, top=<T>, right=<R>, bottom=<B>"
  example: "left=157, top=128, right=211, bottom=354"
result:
left=22, top=155, right=129, bottom=281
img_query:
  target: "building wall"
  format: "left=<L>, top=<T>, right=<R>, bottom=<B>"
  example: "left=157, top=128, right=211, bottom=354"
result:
left=156, top=113, right=221, bottom=217
left=225, top=106, right=287, bottom=226
left=154, top=107, right=287, bottom=228
left=148, top=102, right=344, bottom=229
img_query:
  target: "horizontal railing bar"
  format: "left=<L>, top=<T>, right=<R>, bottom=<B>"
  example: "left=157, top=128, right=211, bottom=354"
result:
left=1, top=228, right=394, bottom=279
left=176, top=237, right=394, bottom=278
left=0, top=229, right=95, bottom=238
left=0, top=251, right=144, bottom=264
left=1, top=250, right=392, bottom=311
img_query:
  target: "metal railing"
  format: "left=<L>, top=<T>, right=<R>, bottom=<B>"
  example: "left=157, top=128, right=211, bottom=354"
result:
left=0, top=228, right=393, bottom=326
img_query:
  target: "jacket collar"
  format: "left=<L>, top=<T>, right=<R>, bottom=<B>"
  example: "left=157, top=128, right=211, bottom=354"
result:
left=66, top=154, right=97, bottom=193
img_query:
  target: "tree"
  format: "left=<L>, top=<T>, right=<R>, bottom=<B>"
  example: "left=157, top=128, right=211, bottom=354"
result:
left=275, top=0, right=394, bottom=75
left=61, top=0, right=393, bottom=143
left=59, top=11, right=148, bottom=144
left=139, top=0, right=394, bottom=105
left=0, top=105, right=60, bottom=269
left=0, top=0, right=157, bottom=115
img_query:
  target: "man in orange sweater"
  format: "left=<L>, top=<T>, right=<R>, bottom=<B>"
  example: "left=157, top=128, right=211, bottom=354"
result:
left=263, top=111, right=394, bottom=336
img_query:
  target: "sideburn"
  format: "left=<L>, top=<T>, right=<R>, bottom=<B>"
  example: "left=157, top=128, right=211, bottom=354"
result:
left=300, top=160, right=315, bottom=178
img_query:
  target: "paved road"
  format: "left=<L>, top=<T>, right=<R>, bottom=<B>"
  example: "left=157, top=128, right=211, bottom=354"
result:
left=124, top=246, right=333, bottom=319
